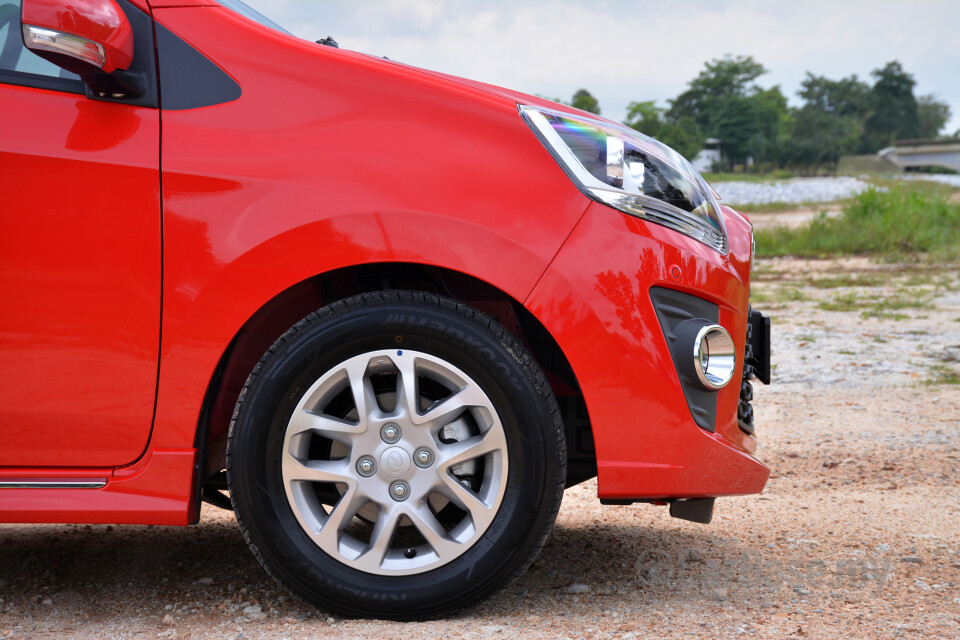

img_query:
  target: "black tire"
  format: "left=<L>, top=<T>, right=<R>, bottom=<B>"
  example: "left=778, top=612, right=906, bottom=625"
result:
left=227, top=291, right=565, bottom=620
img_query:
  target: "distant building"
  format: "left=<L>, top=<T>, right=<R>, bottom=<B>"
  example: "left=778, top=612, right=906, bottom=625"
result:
left=691, top=138, right=722, bottom=173
left=878, top=139, right=960, bottom=173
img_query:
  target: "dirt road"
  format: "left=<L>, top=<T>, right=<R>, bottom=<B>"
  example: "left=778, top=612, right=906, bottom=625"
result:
left=2, top=258, right=959, bottom=639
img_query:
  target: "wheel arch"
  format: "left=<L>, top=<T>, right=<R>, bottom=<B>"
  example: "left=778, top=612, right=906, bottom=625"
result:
left=194, top=262, right=597, bottom=512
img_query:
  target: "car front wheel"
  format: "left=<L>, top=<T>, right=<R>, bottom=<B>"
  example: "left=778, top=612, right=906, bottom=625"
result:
left=227, top=291, right=565, bottom=619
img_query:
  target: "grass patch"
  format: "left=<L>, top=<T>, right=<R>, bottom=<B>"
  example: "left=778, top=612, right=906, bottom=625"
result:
left=704, top=170, right=796, bottom=183
left=751, top=286, right=810, bottom=304
left=755, top=182, right=960, bottom=259
left=807, top=273, right=887, bottom=288
left=736, top=201, right=839, bottom=214
left=817, top=291, right=934, bottom=319
left=925, top=364, right=960, bottom=385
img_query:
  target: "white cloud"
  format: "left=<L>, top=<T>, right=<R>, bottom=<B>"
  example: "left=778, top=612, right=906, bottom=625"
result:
left=245, top=0, right=960, bottom=132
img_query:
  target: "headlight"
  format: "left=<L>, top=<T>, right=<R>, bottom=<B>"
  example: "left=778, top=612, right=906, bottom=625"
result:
left=520, top=105, right=727, bottom=253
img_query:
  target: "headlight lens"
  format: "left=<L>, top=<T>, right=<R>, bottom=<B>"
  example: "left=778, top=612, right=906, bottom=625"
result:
left=520, top=105, right=727, bottom=253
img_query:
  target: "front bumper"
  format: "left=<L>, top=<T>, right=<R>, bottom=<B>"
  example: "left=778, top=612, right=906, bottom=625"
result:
left=525, top=201, right=770, bottom=500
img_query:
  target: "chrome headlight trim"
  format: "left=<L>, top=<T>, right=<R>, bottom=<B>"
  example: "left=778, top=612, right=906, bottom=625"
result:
left=520, top=104, right=727, bottom=253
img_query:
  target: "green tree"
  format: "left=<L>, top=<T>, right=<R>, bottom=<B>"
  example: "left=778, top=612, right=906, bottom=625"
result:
left=667, top=55, right=767, bottom=130
left=863, top=61, right=920, bottom=151
left=570, top=88, right=600, bottom=115
left=663, top=55, right=787, bottom=168
left=790, top=73, right=871, bottom=173
left=656, top=117, right=704, bottom=161
left=624, top=101, right=703, bottom=159
left=917, top=95, right=952, bottom=139
left=624, top=100, right=663, bottom=138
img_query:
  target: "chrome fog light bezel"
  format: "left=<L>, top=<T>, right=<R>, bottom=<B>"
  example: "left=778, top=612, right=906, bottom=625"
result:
left=693, top=324, right=736, bottom=390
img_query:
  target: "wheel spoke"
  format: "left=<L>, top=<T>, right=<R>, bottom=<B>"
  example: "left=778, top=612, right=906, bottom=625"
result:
left=314, top=486, right=366, bottom=549
left=393, top=356, right=420, bottom=421
left=284, top=457, right=354, bottom=484
left=437, top=428, right=506, bottom=469
left=406, top=503, right=460, bottom=557
left=355, top=507, right=403, bottom=569
left=438, top=472, right=497, bottom=530
left=345, top=358, right=380, bottom=426
left=287, top=410, right=360, bottom=441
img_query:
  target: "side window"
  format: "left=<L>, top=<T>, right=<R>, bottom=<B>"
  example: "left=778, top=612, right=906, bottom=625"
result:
left=0, top=0, right=82, bottom=86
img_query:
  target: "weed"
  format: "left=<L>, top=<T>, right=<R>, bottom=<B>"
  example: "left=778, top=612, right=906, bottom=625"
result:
left=704, top=170, right=797, bottom=183
left=862, top=311, right=908, bottom=321
left=807, top=273, right=887, bottom=289
left=925, top=364, right=960, bottom=385
left=755, top=183, right=960, bottom=259
left=751, top=286, right=809, bottom=304
left=818, top=291, right=934, bottom=318
left=817, top=292, right=863, bottom=312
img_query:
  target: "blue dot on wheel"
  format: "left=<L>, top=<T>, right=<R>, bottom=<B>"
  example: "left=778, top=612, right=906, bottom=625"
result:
left=397, top=350, right=403, bottom=356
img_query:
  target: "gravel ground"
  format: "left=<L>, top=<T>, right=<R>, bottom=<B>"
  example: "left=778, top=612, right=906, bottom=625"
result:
left=2, top=258, right=959, bottom=639
left=903, top=174, right=960, bottom=189
left=715, top=177, right=874, bottom=206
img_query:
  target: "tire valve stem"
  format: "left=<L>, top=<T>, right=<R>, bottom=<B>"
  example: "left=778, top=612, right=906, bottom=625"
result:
left=404, top=548, right=417, bottom=559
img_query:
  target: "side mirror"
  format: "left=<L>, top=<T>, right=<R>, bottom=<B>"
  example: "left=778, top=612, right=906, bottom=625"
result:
left=21, top=0, right=142, bottom=97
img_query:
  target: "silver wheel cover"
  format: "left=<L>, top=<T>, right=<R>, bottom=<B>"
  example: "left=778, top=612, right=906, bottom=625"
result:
left=281, top=349, right=509, bottom=575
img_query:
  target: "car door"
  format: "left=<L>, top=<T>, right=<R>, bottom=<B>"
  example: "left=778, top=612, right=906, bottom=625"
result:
left=0, top=0, right=161, bottom=467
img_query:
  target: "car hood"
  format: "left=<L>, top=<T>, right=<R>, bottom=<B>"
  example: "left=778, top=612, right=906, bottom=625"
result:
left=357, top=51, right=607, bottom=124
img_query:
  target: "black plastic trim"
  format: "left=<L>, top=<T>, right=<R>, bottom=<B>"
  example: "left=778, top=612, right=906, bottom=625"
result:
left=80, top=0, right=158, bottom=108
left=155, top=23, right=241, bottom=111
left=747, top=309, right=771, bottom=385
left=649, top=287, right=719, bottom=432
left=669, top=498, right=714, bottom=524
left=0, top=69, right=84, bottom=94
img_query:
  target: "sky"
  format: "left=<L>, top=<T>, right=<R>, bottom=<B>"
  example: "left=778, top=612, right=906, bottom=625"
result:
left=243, top=0, right=960, bottom=135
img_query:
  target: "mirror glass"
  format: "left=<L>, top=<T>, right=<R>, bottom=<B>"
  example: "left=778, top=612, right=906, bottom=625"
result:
left=0, top=0, right=80, bottom=79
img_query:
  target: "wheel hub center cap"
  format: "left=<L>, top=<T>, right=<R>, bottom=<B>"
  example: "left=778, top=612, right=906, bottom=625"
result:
left=379, top=446, right=412, bottom=478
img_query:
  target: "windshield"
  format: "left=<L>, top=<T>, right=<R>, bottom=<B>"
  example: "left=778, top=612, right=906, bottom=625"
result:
left=219, top=0, right=292, bottom=35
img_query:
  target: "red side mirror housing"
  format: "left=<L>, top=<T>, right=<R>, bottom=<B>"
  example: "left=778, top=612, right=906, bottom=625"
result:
left=22, top=0, right=134, bottom=74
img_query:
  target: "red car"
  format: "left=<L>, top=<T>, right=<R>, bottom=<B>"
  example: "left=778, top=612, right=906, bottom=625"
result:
left=0, top=0, right=770, bottom=619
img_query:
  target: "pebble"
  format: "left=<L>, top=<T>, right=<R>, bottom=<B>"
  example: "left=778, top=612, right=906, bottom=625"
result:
left=157, top=630, right=176, bottom=638
left=900, top=556, right=924, bottom=564
left=566, top=583, right=592, bottom=594
left=242, top=604, right=265, bottom=620
left=41, top=599, right=52, bottom=606
left=710, top=587, right=729, bottom=601
left=162, top=614, right=174, bottom=624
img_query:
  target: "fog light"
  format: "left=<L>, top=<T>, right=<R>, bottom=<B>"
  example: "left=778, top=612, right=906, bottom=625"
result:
left=693, top=325, right=736, bottom=390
